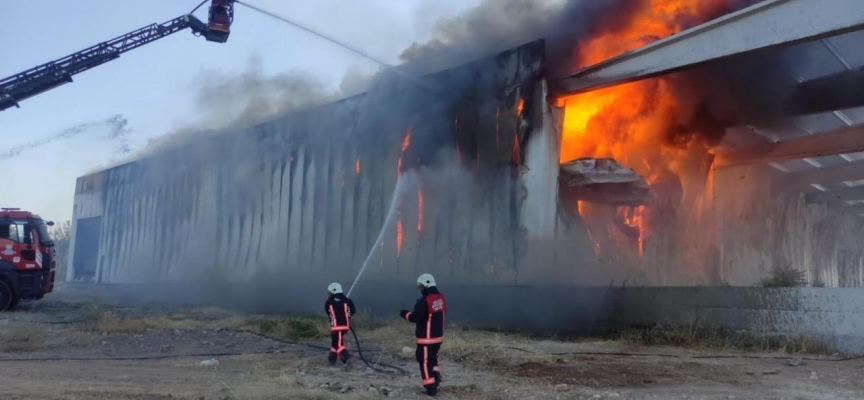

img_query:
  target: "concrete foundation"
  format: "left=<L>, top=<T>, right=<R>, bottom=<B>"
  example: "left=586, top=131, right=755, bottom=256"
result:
left=610, top=287, right=864, bottom=354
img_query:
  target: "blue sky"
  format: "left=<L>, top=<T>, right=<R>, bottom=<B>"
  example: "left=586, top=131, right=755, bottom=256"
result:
left=0, top=0, right=479, bottom=222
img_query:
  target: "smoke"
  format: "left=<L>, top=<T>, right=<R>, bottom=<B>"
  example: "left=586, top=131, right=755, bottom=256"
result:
left=0, top=115, right=131, bottom=161
left=192, top=55, right=337, bottom=128
left=117, top=56, right=342, bottom=162
left=395, top=0, right=627, bottom=77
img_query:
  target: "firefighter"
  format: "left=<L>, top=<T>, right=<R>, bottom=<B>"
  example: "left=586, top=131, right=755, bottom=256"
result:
left=325, top=282, right=356, bottom=365
left=399, top=273, right=446, bottom=396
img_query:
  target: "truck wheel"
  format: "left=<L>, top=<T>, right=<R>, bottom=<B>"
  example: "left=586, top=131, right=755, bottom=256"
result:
left=0, top=281, right=12, bottom=311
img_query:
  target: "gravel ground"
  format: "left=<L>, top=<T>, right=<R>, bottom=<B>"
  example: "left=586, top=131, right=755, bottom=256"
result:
left=1, top=289, right=862, bottom=400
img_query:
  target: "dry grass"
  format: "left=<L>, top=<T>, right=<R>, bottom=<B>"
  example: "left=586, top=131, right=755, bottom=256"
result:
left=0, top=324, right=40, bottom=352
left=43, top=329, right=95, bottom=349
left=81, top=308, right=256, bottom=335
left=250, top=315, right=330, bottom=341
left=619, top=315, right=828, bottom=354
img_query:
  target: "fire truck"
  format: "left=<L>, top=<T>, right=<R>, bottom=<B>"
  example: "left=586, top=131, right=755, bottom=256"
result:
left=0, top=208, right=56, bottom=311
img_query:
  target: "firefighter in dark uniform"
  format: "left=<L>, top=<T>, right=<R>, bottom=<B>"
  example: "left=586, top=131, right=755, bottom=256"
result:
left=325, top=282, right=356, bottom=365
left=399, top=273, right=446, bottom=396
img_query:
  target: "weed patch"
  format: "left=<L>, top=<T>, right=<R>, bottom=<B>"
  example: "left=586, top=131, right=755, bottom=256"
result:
left=252, top=315, right=329, bottom=341
left=0, top=324, right=39, bottom=352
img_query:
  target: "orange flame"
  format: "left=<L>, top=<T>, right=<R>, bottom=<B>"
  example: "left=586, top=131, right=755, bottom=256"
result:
left=562, top=0, right=738, bottom=253
left=355, top=157, right=361, bottom=175
left=397, top=126, right=413, bottom=179
left=517, top=98, right=524, bottom=116
left=396, top=211, right=403, bottom=258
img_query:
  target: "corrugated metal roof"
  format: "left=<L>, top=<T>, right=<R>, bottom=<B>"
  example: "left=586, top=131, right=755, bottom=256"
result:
left=731, top=29, right=864, bottom=205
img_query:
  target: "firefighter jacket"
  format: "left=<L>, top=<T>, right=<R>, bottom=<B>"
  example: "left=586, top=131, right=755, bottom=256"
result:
left=401, top=286, right=447, bottom=345
left=325, top=293, right=356, bottom=332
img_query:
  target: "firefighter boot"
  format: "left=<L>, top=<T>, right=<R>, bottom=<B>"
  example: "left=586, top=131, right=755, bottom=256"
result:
left=328, top=353, right=337, bottom=366
left=340, top=350, right=352, bottom=364
left=434, top=371, right=442, bottom=384
left=425, top=383, right=438, bottom=397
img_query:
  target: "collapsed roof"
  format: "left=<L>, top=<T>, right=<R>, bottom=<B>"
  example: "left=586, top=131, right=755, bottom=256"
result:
left=559, top=157, right=653, bottom=207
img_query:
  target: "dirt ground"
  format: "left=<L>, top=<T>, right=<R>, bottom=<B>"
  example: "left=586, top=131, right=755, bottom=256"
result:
left=1, top=288, right=863, bottom=400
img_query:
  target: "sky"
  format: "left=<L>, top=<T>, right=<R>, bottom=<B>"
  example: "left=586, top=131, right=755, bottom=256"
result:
left=0, top=0, right=480, bottom=223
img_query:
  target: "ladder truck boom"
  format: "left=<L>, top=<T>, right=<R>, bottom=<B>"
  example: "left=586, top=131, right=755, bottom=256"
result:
left=0, top=0, right=235, bottom=112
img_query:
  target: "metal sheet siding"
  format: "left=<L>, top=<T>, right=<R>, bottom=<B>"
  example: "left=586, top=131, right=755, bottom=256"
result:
left=69, top=41, right=573, bottom=287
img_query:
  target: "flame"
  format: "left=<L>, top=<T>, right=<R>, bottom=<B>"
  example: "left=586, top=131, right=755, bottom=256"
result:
left=397, top=126, right=413, bottom=179
left=355, top=157, right=361, bottom=175
left=517, top=98, right=525, bottom=116
left=617, top=206, right=649, bottom=258
left=561, top=0, right=741, bottom=271
left=396, top=211, right=403, bottom=258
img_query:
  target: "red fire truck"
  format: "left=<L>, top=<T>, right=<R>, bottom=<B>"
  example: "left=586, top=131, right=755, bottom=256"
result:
left=0, top=208, right=56, bottom=311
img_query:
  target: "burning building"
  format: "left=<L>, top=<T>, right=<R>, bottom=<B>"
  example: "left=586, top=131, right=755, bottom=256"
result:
left=68, top=0, right=864, bottom=331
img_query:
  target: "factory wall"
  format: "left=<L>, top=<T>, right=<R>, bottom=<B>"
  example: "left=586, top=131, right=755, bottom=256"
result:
left=713, top=165, right=864, bottom=288
left=68, top=40, right=596, bottom=290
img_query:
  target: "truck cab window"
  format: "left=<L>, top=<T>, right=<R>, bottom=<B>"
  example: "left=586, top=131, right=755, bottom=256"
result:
left=0, top=221, right=29, bottom=243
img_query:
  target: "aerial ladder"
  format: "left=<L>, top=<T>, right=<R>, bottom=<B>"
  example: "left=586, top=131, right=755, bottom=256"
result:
left=0, top=0, right=236, bottom=112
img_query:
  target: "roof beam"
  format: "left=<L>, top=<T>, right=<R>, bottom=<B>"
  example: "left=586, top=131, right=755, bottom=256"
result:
left=787, top=67, right=864, bottom=116
left=806, top=185, right=864, bottom=204
left=717, top=125, right=864, bottom=167
left=837, top=202, right=864, bottom=216
left=555, top=0, right=864, bottom=95
left=774, top=160, right=864, bottom=194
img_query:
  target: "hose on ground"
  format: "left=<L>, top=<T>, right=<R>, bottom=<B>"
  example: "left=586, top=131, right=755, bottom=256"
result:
left=235, top=329, right=408, bottom=375
left=350, top=327, right=409, bottom=375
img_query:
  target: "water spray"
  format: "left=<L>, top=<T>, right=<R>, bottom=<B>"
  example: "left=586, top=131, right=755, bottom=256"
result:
left=234, top=1, right=440, bottom=94
left=0, top=115, right=131, bottom=161
left=347, top=173, right=414, bottom=297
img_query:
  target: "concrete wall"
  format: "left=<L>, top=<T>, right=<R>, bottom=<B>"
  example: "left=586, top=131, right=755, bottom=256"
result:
left=610, top=287, right=864, bottom=354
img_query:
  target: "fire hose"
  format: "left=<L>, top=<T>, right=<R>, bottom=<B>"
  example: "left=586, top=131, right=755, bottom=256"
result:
left=350, top=327, right=409, bottom=375
left=243, top=328, right=408, bottom=375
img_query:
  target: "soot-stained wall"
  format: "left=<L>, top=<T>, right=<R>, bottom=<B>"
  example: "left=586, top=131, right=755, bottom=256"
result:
left=67, top=40, right=591, bottom=290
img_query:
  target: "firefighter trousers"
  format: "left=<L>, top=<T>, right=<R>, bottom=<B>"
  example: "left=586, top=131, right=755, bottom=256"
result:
left=415, top=343, right=441, bottom=387
left=329, top=331, right=349, bottom=362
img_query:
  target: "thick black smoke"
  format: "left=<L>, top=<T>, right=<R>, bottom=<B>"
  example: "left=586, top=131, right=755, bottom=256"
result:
left=0, top=115, right=131, bottom=161
left=396, top=0, right=630, bottom=77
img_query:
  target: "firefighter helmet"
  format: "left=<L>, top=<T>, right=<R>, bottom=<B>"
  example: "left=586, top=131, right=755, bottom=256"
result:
left=327, top=282, right=343, bottom=295
left=416, top=273, right=436, bottom=288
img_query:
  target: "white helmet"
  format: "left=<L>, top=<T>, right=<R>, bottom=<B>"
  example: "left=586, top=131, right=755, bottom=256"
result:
left=416, top=273, right=436, bottom=288
left=327, top=282, right=343, bottom=295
